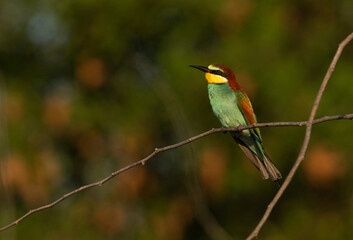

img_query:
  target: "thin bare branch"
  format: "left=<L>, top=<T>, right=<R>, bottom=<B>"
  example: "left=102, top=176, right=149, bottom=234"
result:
left=0, top=113, right=352, bottom=232
left=246, top=32, right=353, bottom=240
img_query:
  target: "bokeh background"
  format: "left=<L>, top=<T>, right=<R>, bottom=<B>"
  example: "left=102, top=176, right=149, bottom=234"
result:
left=0, top=0, right=352, bottom=239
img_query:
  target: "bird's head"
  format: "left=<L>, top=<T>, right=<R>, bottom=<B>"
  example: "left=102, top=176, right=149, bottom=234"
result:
left=189, top=64, right=240, bottom=90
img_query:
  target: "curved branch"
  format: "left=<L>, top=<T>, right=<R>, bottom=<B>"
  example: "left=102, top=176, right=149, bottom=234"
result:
left=246, top=32, right=353, bottom=240
left=0, top=113, right=352, bottom=232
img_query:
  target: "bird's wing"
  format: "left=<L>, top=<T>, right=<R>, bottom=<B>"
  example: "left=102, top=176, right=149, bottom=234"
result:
left=236, top=91, right=262, bottom=141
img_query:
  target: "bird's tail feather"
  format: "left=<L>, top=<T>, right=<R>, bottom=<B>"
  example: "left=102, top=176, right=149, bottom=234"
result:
left=237, top=144, right=269, bottom=179
left=237, top=143, right=282, bottom=182
left=263, top=152, right=282, bottom=181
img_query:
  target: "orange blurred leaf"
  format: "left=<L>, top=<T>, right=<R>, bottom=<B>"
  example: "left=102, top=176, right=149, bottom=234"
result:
left=154, top=196, right=193, bottom=240
left=93, top=203, right=126, bottom=235
left=43, top=96, right=71, bottom=130
left=76, top=129, right=105, bottom=161
left=303, top=144, right=345, bottom=188
left=75, top=58, right=107, bottom=89
left=218, top=0, right=254, bottom=31
left=200, top=146, right=229, bottom=197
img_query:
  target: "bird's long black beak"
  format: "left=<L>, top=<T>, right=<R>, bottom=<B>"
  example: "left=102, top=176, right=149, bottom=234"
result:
left=189, top=65, right=210, bottom=73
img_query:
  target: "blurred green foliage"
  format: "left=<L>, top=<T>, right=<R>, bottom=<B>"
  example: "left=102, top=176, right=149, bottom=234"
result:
left=0, top=0, right=352, bottom=239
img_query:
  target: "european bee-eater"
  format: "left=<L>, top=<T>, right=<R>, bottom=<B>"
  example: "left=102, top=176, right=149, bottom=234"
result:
left=190, top=64, right=282, bottom=185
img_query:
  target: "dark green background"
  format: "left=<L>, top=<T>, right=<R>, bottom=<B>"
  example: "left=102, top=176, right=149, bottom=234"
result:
left=0, top=0, right=352, bottom=239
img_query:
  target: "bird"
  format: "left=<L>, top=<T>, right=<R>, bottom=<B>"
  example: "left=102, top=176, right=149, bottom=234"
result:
left=190, top=64, right=282, bottom=185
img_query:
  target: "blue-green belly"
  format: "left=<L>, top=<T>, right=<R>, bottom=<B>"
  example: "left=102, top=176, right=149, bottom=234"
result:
left=208, top=84, right=246, bottom=128
left=208, top=83, right=266, bottom=161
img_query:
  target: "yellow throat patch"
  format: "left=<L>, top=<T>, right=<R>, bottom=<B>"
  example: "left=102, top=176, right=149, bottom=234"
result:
left=205, top=72, right=228, bottom=84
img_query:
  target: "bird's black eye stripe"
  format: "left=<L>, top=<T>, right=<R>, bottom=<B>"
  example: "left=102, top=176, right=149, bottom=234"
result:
left=211, top=70, right=228, bottom=78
